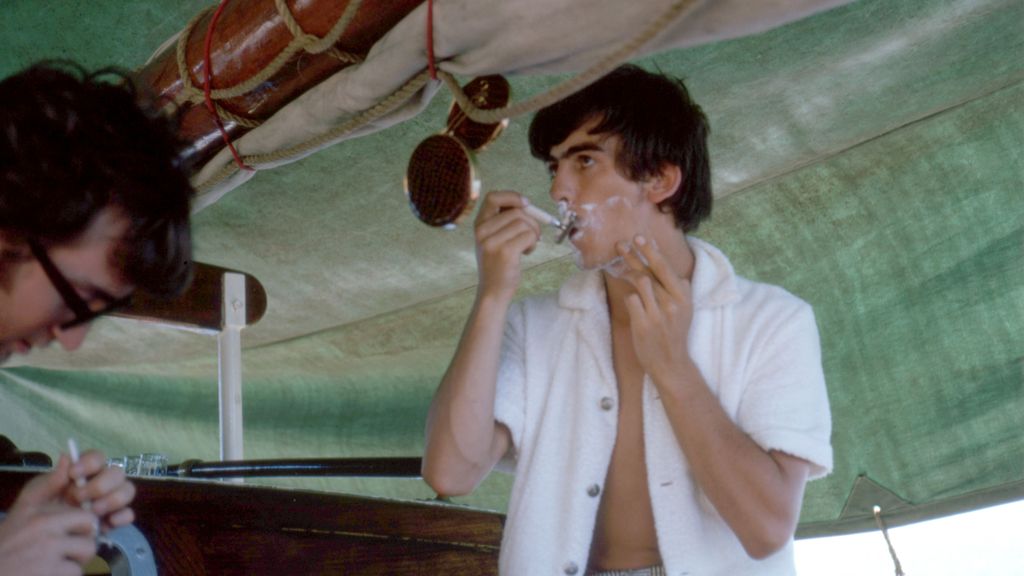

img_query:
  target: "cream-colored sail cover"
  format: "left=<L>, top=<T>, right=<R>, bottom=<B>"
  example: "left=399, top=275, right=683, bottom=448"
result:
left=190, top=0, right=853, bottom=208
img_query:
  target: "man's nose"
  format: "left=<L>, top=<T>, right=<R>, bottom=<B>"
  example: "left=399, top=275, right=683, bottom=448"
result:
left=53, top=324, right=91, bottom=351
left=549, top=167, right=574, bottom=202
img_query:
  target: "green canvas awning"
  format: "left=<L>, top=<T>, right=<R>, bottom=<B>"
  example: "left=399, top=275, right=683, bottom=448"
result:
left=1, top=0, right=1021, bottom=538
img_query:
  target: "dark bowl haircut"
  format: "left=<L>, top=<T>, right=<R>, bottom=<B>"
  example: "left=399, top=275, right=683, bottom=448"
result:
left=0, top=61, right=194, bottom=297
left=529, top=64, right=712, bottom=232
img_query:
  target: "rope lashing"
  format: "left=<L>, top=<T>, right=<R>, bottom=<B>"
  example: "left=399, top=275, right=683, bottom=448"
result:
left=176, top=0, right=366, bottom=105
left=194, top=0, right=707, bottom=190
left=439, top=0, right=708, bottom=125
left=204, top=0, right=253, bottom=171
left=174, top=0, right=368, bottom=172
left=197, top=70, right=432, bottom=193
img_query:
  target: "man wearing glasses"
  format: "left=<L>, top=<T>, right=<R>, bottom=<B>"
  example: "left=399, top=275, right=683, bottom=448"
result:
left=0, top=62, right=193, bottom=575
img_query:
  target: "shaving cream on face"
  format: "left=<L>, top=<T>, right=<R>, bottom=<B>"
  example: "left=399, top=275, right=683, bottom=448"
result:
left=569, top=193, right=643, bottom=271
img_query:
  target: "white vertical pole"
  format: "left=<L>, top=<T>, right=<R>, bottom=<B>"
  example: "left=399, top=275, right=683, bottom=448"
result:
left=218, top=272, right=246, bottom=466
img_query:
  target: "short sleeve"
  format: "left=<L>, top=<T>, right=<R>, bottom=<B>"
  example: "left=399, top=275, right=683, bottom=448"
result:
left=738, top=303, right=833, bottom=479
left=493, top=300, right=527, bottom=472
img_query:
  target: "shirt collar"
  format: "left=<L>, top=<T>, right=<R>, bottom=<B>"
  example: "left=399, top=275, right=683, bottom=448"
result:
left=687, top=236, right=740, bottom=309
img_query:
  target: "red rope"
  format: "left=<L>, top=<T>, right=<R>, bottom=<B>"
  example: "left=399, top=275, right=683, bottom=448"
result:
left=426, top=0, right=437, bottom=79
left=204, top=0, right=253, bottom=172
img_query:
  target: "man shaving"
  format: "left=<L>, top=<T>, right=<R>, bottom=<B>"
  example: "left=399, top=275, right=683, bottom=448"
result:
left=0, top=62, right=193, bottom=576
left=423, top=65, right=832, bottom=575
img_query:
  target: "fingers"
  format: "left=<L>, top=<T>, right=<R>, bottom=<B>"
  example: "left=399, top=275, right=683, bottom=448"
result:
left=55, top=518, right=99, bottom=567
left=33, top=505, right=99, bottom=565
left=477, top=216, right=540, bottom=265
left=478, top=212, right=539, bottom=249
left=617, top=236, right=688, bottom=299
left=0, top=496, right=102, bottom=575
left=616, top=240, right=658, bottom=313
left=616, top=236, right=694, bottom=324
left=470, top=192, right=543, bottom=298
left=87, top=470, right=135, bottom=519
left=71, top=462, right=122, bottom=502
left=12, top=456, right=71, bottom=509
left=624, top=293, right=646, bottom=325
left=617, top=239, right=648, bottom=271
left=66, top=461, right=135, bottom=529
left=633, top=235, right=686, bottom=301
left=475, top=190, right=530, bottom=225
left=475, top=191, right=542, bottom=274
left=103, top=506, right=136, bottom=530
left=50, top=448, right=137, bottom=534
left=70, top=449, right=106, bottom=480
left=51, top=504, right=99, bottom=537
left=475, top=192, right=541, bottom=240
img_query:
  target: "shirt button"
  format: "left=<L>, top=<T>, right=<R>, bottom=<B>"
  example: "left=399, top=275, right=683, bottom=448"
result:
left=587, top=484, right=601, bottom=497
left=600, top=396, right=614, bottom=411
left=563, top=561, right=579, bottom=575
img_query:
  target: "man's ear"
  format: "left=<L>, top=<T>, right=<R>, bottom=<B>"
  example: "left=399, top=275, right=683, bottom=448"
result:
left=645, top=163, right=682, bottom=204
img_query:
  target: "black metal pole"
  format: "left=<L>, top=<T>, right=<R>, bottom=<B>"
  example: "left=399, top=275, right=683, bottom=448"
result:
left=166, top=457, right=423, bottom=479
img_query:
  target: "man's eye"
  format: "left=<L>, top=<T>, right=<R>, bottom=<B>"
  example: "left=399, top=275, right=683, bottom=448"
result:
left=578, top=155, right=595, bottom=168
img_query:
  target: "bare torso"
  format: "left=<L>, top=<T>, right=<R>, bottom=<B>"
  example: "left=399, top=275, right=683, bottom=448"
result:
left=587, top=319, right=664, bottom=571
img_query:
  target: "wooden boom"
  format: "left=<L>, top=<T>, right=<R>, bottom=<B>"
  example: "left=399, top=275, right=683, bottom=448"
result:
left=135, top=0, right=424, bottom=171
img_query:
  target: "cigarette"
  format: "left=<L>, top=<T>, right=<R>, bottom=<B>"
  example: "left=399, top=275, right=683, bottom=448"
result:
left=523, top=204, right=562, bottom=229
left=522, top=203, right=577, bottom=244
left=67, top=437, right=100, bottom=537
left=66, top=438, right=89, bottom=495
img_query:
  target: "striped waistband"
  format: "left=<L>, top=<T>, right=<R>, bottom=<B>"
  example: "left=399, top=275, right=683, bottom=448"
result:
left=587, top=565, right=666, bottom=576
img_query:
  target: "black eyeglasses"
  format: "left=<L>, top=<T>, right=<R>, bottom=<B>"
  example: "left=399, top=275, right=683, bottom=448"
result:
left=27, top=238, right=132, bottom=330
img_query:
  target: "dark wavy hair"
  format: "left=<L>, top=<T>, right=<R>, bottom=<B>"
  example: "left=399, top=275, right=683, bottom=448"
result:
left=0, top=61, right=193, bottom=297
left=528, top=64, right=712, bottom=232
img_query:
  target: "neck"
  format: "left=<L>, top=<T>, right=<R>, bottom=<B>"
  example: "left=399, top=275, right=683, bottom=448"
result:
left=604, top=228, right=694, bottom=326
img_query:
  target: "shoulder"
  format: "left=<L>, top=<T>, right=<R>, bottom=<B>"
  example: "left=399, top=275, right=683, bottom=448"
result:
left=729, top=275, right=823, bottom=368
left=735, top=275, right=812, bottom=318
left=689, top=235, right=814, bottom=323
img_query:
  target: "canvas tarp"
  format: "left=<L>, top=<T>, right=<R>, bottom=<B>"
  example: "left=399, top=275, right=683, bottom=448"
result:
left=0, top=0, right=1021, bottom=537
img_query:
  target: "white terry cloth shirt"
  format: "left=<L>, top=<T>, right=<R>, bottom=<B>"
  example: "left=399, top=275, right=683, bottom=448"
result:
left=493, top=236, right=833, bottom=576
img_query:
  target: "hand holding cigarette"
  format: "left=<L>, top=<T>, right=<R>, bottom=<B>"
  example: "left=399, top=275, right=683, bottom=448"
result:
left=64, top=440, right=137, bottom=533
left=0, top=444, right=136, bottom=575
